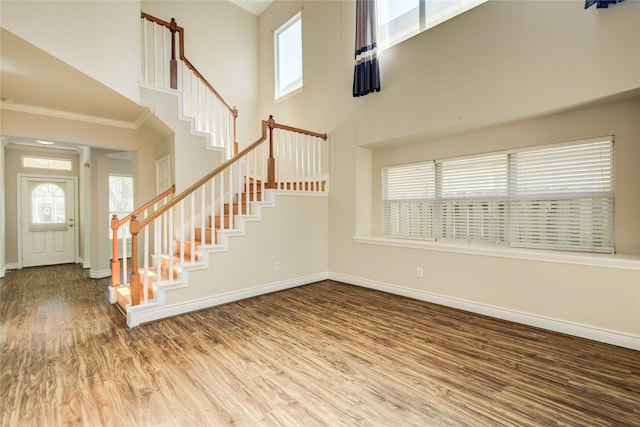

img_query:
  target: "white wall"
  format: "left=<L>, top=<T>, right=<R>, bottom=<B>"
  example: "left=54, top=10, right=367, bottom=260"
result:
left=0, top=140, right=5, bottom=276
left=257, top=1, right=640, bottom=347
left=1, top=0, right=143, bottom=103
left=142, top=0, right=260, bottom=145
left=79, top=146, right=92, bottom=268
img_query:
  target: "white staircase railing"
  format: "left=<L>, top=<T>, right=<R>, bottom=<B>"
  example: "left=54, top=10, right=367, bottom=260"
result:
left=110, top=117, right=328, bottom=310
left=141, top=12, right=238, bottom=158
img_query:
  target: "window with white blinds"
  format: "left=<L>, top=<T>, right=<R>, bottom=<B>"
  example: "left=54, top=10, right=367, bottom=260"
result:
left=437, top=154, right=507, bottom=243
left=509, top=139, right=614, bottom=252
left=383, top=161, right=435, bottom=239
left=381, top=137, right=615, bottom=254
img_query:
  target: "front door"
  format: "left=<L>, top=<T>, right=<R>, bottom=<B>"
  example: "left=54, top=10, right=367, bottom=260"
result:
left=20, top=176, right=76, bottom=267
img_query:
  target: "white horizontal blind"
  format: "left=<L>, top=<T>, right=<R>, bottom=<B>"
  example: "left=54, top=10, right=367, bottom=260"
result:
left=383, top=162, right=435, bottom=239
left=509, top=139, right=614, bottom=253
left=381, top=137, right=615, bottom=254
left=437, top=154, right=507, bottom=243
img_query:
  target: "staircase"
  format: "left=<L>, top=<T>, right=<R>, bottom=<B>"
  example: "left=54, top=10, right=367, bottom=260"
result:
left=114, top=179, right=264, bottom=313
left=109, top=13, right=328, bottom=327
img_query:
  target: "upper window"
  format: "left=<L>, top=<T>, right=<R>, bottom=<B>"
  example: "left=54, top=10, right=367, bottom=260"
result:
left=377, top=0, right=488, bottom=49
left=382, top=138, right=615, bottom=254
left=22, top=156, right=72, bottom=171
left=274, top=12, right=303, bottom=99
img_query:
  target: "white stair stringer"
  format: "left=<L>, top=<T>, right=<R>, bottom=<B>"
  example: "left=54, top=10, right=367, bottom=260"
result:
left=125, top=190, right=329, bottom=328
left=139, top=83, right=225, bottom=193
left=140, top=82, right=228, bottom=158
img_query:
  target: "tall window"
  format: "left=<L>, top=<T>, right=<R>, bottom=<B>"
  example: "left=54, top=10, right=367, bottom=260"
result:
left=275, top=12, right=303, bottom=99
left=109, top=175, right=134, bottom=239
left=377, top=0, right=488, bottom=49
left=382, top=138, right=615, bottom=254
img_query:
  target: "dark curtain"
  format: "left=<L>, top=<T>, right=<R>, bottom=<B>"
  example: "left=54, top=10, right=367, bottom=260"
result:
left=353, top=0, right=380, bottom=97
left=585, top=0, right=625, bottom=8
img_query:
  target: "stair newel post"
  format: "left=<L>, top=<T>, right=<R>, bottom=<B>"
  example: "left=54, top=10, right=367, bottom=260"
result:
left=129, top=216, right=141, bottom=306
left=111, top=215, right=121, bottom=287
left=169, top=18, right=179, bottom=90
left=233, top=106, right=239, bottom=156
left=267, top=115, right=276, bottom=189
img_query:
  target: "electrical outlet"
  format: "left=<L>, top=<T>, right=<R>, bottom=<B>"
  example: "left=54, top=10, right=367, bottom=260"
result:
left=274, top=262, right=280, bottom=271
left=416, top=267, right=423, bottom=278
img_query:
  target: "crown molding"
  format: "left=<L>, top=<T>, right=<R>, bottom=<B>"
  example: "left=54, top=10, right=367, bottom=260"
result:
left=1, top=101, right=151, bottom=130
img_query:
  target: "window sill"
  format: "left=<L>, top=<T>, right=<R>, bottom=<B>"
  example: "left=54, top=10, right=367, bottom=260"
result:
left=353, top=236, right=640, bottom=271
left=275, top=86, right=303, bottom=104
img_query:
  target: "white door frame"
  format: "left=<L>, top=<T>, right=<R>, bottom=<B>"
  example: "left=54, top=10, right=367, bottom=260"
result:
left=17, top=174, right=79, bottom=269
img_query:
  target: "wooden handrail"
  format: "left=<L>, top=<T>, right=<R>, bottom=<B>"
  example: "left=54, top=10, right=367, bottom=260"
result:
left=141, top=12, right=238, bottom=154
left=271, top=122, right=328, bottom=141
left=141, top=12, right=234, bottom=113
left=138, top=120, right=269, bottom=229
left=125, top=116, right=327, bottom=305
left=110, top=184, right=176, bottom=288
left=141, top=12, right=178, bottom=29
left=116, top=184, right=176, bottom=228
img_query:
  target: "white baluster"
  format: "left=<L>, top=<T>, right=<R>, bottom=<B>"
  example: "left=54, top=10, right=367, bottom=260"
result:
left=219, top=172, right=225, bottom=232
left=190, top=193, right=195, bottom=262
left=141, top=218, right=147, bottom=302
left=210, top=176, right=216, bottom=241
left=228, top=166, right=233, bottom=229
left=162, top=27, right=168, bottom=87
left=252, top=145, right=257, bottom=204
left=180, top=201, right=185, bottom=265
left=141, top=19, right=148, bottom=82
left=168, top=206, right=174, bottom=283
left=200, top=186, right=205, bottom=247
left=152, top=23, right=158, bottom=85
left=245, top=152, right=250, bottom=215
left=155, top=212, right=161, bottom=283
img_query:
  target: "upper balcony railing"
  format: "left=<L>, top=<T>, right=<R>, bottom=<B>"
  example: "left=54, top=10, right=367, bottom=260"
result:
left=141, top=12, right=238, bottom=158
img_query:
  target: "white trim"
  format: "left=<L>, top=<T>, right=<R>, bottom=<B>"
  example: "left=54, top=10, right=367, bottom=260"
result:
left=1, top=101, right=150, bottom=130
left=354, top=236, right=640, bottom=271
left=127, top=272, right=329, bottom=327
left=90, top=268, right=111, bottom=279
left=329, top=272, right=640, bottom=351
left=4, top=263, right=19, bottom=271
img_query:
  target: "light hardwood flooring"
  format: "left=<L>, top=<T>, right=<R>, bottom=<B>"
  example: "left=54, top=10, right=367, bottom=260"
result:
left=1, top=264, right=639, bottom=426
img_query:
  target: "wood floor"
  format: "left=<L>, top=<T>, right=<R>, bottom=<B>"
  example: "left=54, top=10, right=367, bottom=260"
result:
left=1, top=264, right=639, bottom=426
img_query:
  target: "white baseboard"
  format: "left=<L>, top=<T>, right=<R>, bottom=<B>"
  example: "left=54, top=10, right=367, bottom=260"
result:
left=3, top=263, right=19, bottom=274
left=329, top=272, right=640, bottom=351
left=89, top=269, right=111, bottom=279
left=127, top=272, right=329, bottom=328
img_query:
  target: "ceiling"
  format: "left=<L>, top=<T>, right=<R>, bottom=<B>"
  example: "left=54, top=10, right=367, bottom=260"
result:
left=0, top=28, right=154, bottom=149
left=229, top=0, right=273, bottom=15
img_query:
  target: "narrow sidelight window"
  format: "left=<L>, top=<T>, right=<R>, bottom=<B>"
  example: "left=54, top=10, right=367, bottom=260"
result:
left=275, top=12, right=303, bottom=99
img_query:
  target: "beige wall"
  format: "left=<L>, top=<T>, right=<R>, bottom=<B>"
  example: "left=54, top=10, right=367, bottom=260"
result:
left=1, top=0, right=143, bottom=103
left=371, top=98, right=640, bottom=255
left=0, top=141, right=6, bottom=276
left=257, top=1, right=640, bottom=340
